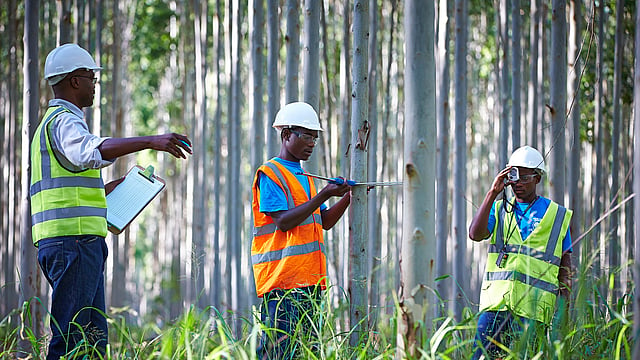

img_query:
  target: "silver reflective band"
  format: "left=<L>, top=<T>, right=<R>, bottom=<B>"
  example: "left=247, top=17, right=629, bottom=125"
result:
left=254, top=212, right=322, bottom=237
left=485, top=270, right=559, bottom=294
left=488, top=243, right=561, bottom=266
left=32, top=206, right=107, bottom=225
left=252, top=241, right=326, bottom=265
left=30, top=177, right=104, bottom=196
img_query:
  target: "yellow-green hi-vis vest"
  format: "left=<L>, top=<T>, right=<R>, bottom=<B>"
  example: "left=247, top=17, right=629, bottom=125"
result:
left=30, top=106, right=108, bottom=245
left=479, top=199, right=572, bottom=324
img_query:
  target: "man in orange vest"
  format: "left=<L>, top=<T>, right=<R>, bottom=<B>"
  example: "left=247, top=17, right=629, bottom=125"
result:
left=251, top=102, right=351, bottom=359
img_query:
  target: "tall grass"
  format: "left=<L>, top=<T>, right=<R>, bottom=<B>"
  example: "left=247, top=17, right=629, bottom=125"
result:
left=2, top=256, right=633, bottom=359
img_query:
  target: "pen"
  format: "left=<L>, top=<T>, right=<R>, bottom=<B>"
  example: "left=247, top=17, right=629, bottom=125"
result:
left=180, top=140, right=191, bottom=148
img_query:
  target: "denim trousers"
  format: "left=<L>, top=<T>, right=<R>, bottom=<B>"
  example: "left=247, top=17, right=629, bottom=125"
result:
left=37, top=235, right=108, bottom=360
left=258, top=286, right=322, bottom=360
left=471, top=310, right=527, bottom=360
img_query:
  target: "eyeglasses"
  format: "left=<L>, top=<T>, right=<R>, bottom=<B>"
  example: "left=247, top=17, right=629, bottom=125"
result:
left=517, top=174, right=538, bottom=184
left=290, top=130, right=318, bottom=145
left=71, top=75, right=98, bottom=84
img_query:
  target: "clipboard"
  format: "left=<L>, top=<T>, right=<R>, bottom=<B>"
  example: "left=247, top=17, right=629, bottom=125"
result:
left=106, top=165, right=166, bottom=234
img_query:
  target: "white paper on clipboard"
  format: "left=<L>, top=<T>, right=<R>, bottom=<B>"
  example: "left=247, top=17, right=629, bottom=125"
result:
left=106, top=165, right=165, bottom=234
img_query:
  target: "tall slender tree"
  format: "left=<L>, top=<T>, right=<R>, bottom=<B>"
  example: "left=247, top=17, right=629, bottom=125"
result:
left=303, top=0, right=320, bottom=175
left=348, top=0, right=369, bottom=346
left=452, top=0, right=469, bottom=321
left=399, top=0, right=436, bottom=355
left=633, top=2, right=640, bottom=357
left=266, top=0, right=280, bottom=156
left=511, top=0, right=521, bottom=148
left=549, top=0, right=567, bottom=205
left=285, top=0, right=300, bottom=102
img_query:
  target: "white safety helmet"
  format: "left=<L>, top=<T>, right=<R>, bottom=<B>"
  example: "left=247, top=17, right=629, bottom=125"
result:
left=44, top=43, right=102, bottom=85
left=272, top=102, right=323, bottom=131
left=507, top=145, right=546, bottom=174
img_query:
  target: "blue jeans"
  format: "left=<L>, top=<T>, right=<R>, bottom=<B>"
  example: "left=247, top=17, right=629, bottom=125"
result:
left=37, top=235, right=108, bottom=360
left=258, top=287, right=322, bottom=360
left=471, top=311, right=527, bottom=360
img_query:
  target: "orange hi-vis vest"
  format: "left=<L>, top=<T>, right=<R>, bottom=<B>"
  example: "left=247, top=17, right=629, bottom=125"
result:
left=251, top=159, right=326, bottom=297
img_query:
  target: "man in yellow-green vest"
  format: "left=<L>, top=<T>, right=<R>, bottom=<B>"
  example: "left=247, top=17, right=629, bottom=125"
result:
left=468, top=146, right=572, bottom=360
left=31, top=43, right=192, bottom=360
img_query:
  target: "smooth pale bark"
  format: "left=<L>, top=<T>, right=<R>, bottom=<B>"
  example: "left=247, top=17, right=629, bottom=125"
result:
left=285, top=0, right=300, bottom=102
left=367, top=0, right=381, bottom=329
left=593, top=1, right=605, bottom=283
left=212, top=0, right=224, bottom=311
left=567, top=0, right=582, bottom=261
left=193, top=0, right=208, bottom=310
left=349, top=0, right=369, bottom=346
left=452, top=0, right=468, bottom=321
left=608, top=0, right=624, bottom=303
left=435, top=0, right=452, bottom=318
left=303, top=0, right=320, bottom=174
left=549, top=0, right=567, bottom=205
left=511, top=0, right=521, bottom=148
left=19, top=1, right=43, bottom=354
left=266, top=0, right=279, bottom=157
left=3, top=0, right=19, bottom=318
left=527, top=0, right=541, bottom=147
left=399, top=0, right=436, bottom=356
left=56, top=0, right=72, bottom=44
left=498, top=0, right=510, bottom=165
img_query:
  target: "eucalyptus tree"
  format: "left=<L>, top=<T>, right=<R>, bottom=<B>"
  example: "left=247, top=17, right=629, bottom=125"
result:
left=452, top=0, right=469, bottom=321
left=435, top=0, right=452, bottom=319
left=608, top=0, right=625, bottom=302
left=567, top=0, right=582, bottom=259
left=18, top=0, right=43, bottom=354
left=2, top=0, right=20, bottom=317
left=348, top=0, right=369, bottom=346
left=527, top=0, right=542, bottom=147
left=549, top=0, right=567, bottom=206
left=303, top=0, right=320, bottom=175
left=212, top=0, right=224, bottom=312
left=266, top=0, right=280, bottom=157
left=633, top=2, right=640, bottom=357
left=367, top=0, right=382, bottom=329
left=511, top=0, right=521, bottom=148
left=498, top=0, right=510, bottom=165
left=399, top=0, right=436, bottom=355
left=285, top=0, right=300, bottom=103
left=592, top=0, right=605, bottom=282
left=193, top=0, right=208, bottom=310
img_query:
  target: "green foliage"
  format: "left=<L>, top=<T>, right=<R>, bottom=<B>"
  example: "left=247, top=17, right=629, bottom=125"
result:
left=3, top=252, right=635, bottom=359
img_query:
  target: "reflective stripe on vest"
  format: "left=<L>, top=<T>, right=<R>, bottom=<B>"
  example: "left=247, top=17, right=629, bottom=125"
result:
left=30, top=106, right=107, bottom=244
left=479, top=199, right=572, bottom=323
left=251, top=159, right=326, bottom=297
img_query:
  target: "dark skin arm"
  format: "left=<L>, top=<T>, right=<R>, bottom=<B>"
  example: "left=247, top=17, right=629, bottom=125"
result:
left=267, top=181, right=351, bottom=232
left=98, top=133, right=192, bottom=161
left=469, top=167, right=511, bottom=241
left=558, top=251, right=572, bottom=300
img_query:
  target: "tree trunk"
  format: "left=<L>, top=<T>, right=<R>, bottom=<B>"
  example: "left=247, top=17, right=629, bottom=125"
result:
left=549, top=0, right=567, bottom=205
left=367, top=0, right=381, bottom=330
left=567, top=0, right=582, bottom=262
left=285, top=0, right=300, bottom=102
left=498, top=0, right=510, bottom=165
left=608, top=0, right=624, bottom=303
left=266, top=0, right=280, bottom=157
left=632, top=1, right=640, bottom=357
left=436, top=0, right=452, bottom=319
left=399, top=0, right=436, bottom=356
left=452, top=0, right=468, bottom=321
left=349, top=0, right=369, bottom=346
left=18, top=1, right=43, bottom=355
left=511, top=0, right=521, bottom=148
left=592, top=0, right=605, bottom=285
left=303, top=0, right=320, bottom=174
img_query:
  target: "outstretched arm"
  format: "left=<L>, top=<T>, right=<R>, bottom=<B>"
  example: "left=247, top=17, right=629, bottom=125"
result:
left=98, top=133, right=192, bottom=160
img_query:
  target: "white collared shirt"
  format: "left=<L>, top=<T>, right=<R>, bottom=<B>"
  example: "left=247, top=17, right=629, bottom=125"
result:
left=47, top=98, right=114, bottom=171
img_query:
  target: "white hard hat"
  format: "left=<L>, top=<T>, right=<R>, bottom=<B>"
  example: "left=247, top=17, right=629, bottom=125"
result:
left=272, top=102, right=323, bottom=131
left=507, top=145, right=546, bottom=174
left=44, top=43, right=102, bottom=85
